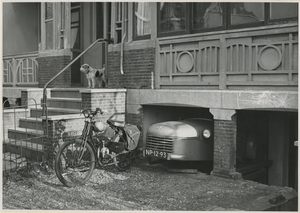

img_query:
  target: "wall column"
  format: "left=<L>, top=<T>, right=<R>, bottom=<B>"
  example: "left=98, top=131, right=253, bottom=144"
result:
left=210, top=108, right=242, bottom=179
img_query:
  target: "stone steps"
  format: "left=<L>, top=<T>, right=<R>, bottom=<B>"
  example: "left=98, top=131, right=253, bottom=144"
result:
left=19, top=117, right=43, bottom=131
left=30, top=107, right=81, bottom=118
left=7, top=127, right=45, bottom=144
left=45, top=97, right=82, bottom=109
left=50, top=88, right=82, bottom=99
left=3, top=89, right=82, bottom=167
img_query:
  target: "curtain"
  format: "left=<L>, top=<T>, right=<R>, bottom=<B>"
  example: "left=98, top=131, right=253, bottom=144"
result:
left=135, top=2, right=151, bottom=36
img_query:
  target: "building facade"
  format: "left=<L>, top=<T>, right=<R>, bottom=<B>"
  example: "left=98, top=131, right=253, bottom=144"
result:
left=2, top=2, right=298, bottom=189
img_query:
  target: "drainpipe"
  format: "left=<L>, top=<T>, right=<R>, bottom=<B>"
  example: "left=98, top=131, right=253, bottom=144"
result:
left=120, top=3, right=127, bottom=75
left=151, top=71, right=154, bottom=89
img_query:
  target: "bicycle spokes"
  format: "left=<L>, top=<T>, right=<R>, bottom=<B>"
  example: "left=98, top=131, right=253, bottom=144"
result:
left=55, top=139, right=96, bottom=187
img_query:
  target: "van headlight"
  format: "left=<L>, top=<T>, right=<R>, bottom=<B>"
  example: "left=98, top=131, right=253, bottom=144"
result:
left=203, top=129, right=211, bottom=138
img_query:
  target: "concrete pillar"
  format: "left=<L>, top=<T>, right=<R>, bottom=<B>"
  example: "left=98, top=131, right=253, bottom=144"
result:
left=210, top=108, right=242, bottom=179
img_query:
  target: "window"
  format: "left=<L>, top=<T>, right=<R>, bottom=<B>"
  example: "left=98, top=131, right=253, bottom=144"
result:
left=60, top=2, right=65, bottom=49
left=158, top=2, right=188, bottom=36
left=133, top=2, right=151, bottom=40
left=96, top=3, right=104, bottom=39
left=45, top=2, right=53, bottom=49
left=71, top=3, right=81, bottom=50
left=41, top=2, right=68, bottom=51
left=230, top=2, right=264, bottom=26
left=158, top=2, right=298, bottom=37
left=193, top=2, right=223, bottom=30
left=270, top=3, right=298, bottom=20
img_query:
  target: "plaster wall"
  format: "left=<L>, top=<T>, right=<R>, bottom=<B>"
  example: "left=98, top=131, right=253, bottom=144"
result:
left=127, top=89, right=298, bottom=115
left=3, top=3, right=39, bottom=55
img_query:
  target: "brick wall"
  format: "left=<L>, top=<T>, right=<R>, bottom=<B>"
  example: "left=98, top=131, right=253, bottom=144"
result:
left=37, top=56, right=71, bottom=88
left=43, top=116, right=85, bottom=165
left=81, top=90, right=126, bottom=115
left=211, top=119, right=241, bottom=179
left=127, top=112, right=143, bottom=148
left=107, top=48, right=155, bottom=89
left=126, top=112, right=142, bottom=126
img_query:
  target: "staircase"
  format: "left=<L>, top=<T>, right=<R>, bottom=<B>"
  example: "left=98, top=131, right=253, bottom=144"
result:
left=3, top=88, right=83, bottom=171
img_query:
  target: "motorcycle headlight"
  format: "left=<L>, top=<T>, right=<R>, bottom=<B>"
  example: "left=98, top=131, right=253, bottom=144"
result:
left=203, top=129, right=211, bottom=139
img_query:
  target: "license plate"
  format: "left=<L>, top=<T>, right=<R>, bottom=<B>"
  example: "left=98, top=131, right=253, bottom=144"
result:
left=145, top=149, right=169, bottom=159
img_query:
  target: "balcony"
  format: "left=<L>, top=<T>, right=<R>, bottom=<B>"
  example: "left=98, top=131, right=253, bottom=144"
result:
left=156, top=24, right=298, bottom=91
left=3, top=51, right=39, bottom=87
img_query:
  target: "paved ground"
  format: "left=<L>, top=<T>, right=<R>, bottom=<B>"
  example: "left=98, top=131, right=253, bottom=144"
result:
left=2, top=161, right=298, bottom=211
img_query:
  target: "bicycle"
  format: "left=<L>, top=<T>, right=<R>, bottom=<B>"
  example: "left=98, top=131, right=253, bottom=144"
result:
left=54, top=108, right=141, bottom=187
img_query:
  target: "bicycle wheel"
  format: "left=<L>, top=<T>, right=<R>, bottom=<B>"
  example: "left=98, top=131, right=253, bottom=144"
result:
left=115, top=152, right=131, bottom=171
left=55, top=138, right=96, bottom=187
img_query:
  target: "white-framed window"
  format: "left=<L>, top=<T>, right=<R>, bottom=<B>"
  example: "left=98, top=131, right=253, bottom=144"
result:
left=41, top=2, right=70, bottom=51
left=133, top=2, right=151, bottom=40
left=45, top=2, right=54, bottom=49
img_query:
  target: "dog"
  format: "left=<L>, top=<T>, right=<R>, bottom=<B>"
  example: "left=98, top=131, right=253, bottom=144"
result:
left=80, top=64, right=107, bottom=88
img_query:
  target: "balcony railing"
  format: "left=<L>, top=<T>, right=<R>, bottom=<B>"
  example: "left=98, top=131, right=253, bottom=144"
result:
left=3, top=51, right=39, bottom=87
left=156, top=24, right=298, bottom=90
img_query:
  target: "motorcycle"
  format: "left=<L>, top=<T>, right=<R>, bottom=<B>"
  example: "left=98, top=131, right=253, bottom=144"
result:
left=54, top=108, right=141, bottom=187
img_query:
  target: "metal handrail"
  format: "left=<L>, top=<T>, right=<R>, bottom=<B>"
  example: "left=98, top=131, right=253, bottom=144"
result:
left=42, top=38, right=112, bottom=117
left=42, top=38, right=113, bottom=140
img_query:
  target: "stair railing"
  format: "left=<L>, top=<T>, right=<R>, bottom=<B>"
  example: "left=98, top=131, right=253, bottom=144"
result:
left=42, top=38, right=113, bottom=138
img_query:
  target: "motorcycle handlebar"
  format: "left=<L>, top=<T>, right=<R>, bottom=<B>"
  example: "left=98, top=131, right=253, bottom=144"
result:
left=81, top=108, right=106, bottom=118
left=81, top=108, right=125, bottom=121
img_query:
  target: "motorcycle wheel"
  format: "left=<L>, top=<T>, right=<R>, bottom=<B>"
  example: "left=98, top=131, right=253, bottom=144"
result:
left=115, top=152, right=131, bottom=171
left=55, top=138, right=96, bottom=187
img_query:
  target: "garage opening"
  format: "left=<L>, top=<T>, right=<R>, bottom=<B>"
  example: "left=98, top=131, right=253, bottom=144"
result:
left=236, top=110, right=298, bottom=189
left=142, top=103, right=213, bottom=173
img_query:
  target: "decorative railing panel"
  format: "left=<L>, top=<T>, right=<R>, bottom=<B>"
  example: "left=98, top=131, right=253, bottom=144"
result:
left=3, top=52, right=39, bottom=86
left=226, top=32, right=298, bottom=89
left=157, top=25, right=298, bottom=90
left=158, top=41, right=220, bottom=89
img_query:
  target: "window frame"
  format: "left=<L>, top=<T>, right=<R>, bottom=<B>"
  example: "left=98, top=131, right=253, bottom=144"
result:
left=133, top=2, right=151, bottom=41
left=191, top=2, right=226, bottom=34
left=157, top=2, right=298, bottom=38
left=44, top=2, right=54, bottom=50
left=267, top=2, right=298, bottom=23
left=227, top=2, right=266, bottom=30
left=70, top=3, right=82, bottom=51
left=157, top=2, right=189, bottom=38
left=40, top=2, right=71, bottom=51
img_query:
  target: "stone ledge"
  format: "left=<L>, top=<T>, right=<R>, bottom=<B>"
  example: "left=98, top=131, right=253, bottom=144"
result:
left=80, top=88, right=126, bottom=93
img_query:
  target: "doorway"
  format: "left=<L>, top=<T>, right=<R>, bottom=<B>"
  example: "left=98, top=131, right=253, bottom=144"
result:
left=70, top=2, right=82, bottom=86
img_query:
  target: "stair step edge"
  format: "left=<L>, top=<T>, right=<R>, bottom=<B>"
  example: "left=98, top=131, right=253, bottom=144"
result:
left=8, top=127, right=44, bottom=135
left=4, top=140, right=44, bottom=151
left=19, top=117, right=43, bottom=122
left=32, top=107, right=81, bottom=113
left=47, top=97, right=82, bottom=102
